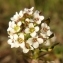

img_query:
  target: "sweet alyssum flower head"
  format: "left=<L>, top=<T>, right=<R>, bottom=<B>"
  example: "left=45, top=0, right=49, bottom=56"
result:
left=7, top=7, right=54, bottom=53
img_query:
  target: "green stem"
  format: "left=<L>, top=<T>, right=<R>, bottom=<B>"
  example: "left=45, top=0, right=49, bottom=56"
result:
left=32, top=49, right=39, bottom=59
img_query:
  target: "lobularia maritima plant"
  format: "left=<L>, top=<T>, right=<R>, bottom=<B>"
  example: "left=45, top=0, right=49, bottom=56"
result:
left=7, top=7, right=57, bottom=60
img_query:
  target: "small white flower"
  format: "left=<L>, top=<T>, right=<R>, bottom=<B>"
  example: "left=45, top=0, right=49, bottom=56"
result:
left=7, top=21, right=15, bottom=33
left=7, top=21, right=21, bottom=34
left=14, top=33, right=27, bottom=49
left=11, top=12, right=19, bottom=21
left=41, top=23, right=50, bottom=31
left=34, top=10, right=44, bottom=24
left=19, top=10, right=24, bottom=18
left=8, top=33, right=25, bottom=48
left=27, top=37, right=43, bottom=49
left=40, top=23, right=52, bottom=38
left=8, top=37, right=29, bottom=53
left=24, top=7, right=34, bottom=15
left=25, top=23, right=39, bottom=37
left=27, top=38, right=39, bottom=48
left=8, top=37, right=20, bottom=48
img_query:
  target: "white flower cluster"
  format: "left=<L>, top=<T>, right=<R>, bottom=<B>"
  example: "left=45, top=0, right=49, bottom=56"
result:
left=7, top=7, right=53, bottom=53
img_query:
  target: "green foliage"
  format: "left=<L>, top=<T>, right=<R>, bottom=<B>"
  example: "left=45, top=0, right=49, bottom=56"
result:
left=53, top=45, right=63, bottom=58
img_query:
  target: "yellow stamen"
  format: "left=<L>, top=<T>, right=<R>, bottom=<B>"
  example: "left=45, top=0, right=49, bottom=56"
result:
left=17, top=38, right=24, bottom=43
left=30, top=28, right=35, bottom=33
left=14, top=25, right=20, bottom=32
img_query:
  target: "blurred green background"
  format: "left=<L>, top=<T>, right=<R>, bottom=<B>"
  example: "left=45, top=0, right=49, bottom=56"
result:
left=0, top=0, right=63, bottom=63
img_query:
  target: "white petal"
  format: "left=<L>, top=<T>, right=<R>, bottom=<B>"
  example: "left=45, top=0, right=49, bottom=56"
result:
left=35, top=26, right=39, bottom=32
left=20, top=42, right=25, bottom=49
left=14, top=12, right=19, bottom=19
left=47, top=26, right=50, bottom=29
left=41, top=23, right=50, bottom=30
left=15, top=12, right=19, bottom=16
left=23, top=48, right=29, bottom=53
left=7, top=39, right=12, bottom=44
left=34, top=10, right=39, bottom=18
left=11, top=43, right=15, bottom=48
left=7, top=28, right=14, bottom=34
left=11, top=12, right=19, bottom=21
left=8, top=39, right=15, bottom=48
left=39, top=16, right=44, bottom=21
left=12, top=21, right=16, bottom=28
left=23, top=8, right=27, bottom=13
left=26, top=38, right=33, bottom=45
left=10, top=29, right=16, bottom=33
left=29, top=23, right=34, bottom=28
left=37, top=38, right=43, bottom=44
left=25, top=18, right=30, bottom=22
left=30, top=7, right=34, bottom=11
left=7, top=27, right=12, bottom=32
left=9, top=21, right=12, bottom=27
left=36, top=20, right=41, bottom=24
left=8, top=21, right=15, bottom=28
left=19, top=33, right=24, bottom=39
left=44, top=40, right=50, bottom=46
left=24, top=7, right=34, bottom=15
left=47, top=30, right=52, bottom=36
left=14, top=42, right=19, bottom=48
left=13, top=34, right=18, bottom=40
left=33, top=42, right=39, bottom=48
left=30, top=32, right=36, bottom=37
left=17, top=21, right=22, bottom=26
left=25, top=28, right=29, bottom=33
left=19, top=10, right=23, bottom=18
left=41, top=23, right=45, bottom=27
